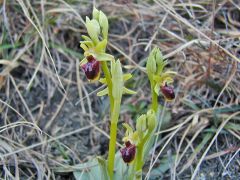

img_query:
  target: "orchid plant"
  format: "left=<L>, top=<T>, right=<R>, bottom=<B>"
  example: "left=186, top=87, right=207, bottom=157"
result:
left=74, top=7, right=176, bottom=180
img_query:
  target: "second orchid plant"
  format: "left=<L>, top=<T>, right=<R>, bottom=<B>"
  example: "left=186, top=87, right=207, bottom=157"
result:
left=76, top=7, right=176, bottom=180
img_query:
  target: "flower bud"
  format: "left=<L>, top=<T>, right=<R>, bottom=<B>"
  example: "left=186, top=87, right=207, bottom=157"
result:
left=81, top=55, right=100, bottom=81
left=99, top=11, right=109, bottom=40
left=92, top=7, right=100, bottom=20
left=112, top=60, right=123, bottom=100
left=154, top=48, right=164, bottom=66
left=146, top=53, right=157, bottom=75
left=85, top=18, right=100, bottom=44
left=120, top=141, right=136, bottom=163
left=161, top=84, right=175, bottom=101
left=136, top=115, right=147, bottom=138
left=146, top=109, right=156, bottom=131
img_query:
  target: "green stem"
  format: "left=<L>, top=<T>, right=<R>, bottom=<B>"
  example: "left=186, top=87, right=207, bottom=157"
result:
left=150, top=81, right=158, bottom=112
left=135, top=142, right=144, bottom=180
left=101, top=61, right=114, bottom=112
left=108, top=100, right=121, bottom=180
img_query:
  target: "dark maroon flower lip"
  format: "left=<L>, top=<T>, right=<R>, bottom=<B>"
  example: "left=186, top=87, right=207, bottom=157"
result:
left=86, top=55, right=95, bottom=62
left=160, top=84, right=175, bottom=101
left=81, top=55, right=100, bottom=81
left=120, top=141, right=136, bottom=163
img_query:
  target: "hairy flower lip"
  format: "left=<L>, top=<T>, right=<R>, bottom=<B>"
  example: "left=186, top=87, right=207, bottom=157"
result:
left=120, top=141, right=136, bottom=163
left=81, top=55, right=100, bottom=81
left=160, top=84, right=175, bottom=101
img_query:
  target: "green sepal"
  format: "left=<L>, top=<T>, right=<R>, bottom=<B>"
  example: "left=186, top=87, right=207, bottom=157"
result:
left=95, top=39, right=107, bottom=53
left=95, top=52, right=114, bottom=61
left=122, top=123, right=139, bottom=144
left=123, top=123, right=133, bottom=134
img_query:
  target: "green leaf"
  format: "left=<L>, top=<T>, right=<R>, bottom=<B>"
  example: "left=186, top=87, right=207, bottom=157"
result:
left=150, top=155, right=176, bottom=178
left=182, top=98, right=200, bottom=110
left=97, top=157, right=110, bottom=180
left=113, top=152, right=129, bottom=180
left=74, top=157, right=110, bottom=180
left=73, top=159, right=100, bottom=180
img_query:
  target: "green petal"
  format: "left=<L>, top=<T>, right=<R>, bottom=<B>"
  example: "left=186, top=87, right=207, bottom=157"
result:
left=162, top=77, right=174, bottom=85
left=163, top=70, right=177, bottom=75
left=81, top=35, right=92, bottom=41
left=80, top=58, right=87, bottom=66
left=80, top=41, right=94, bottom=48
left=123, top=123, right=133, bottom=134
left=80, top=43, right=88, bottom=52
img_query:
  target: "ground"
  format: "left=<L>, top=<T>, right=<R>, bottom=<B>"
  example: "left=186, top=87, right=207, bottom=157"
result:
left=0, top=0, right=240, bottom=179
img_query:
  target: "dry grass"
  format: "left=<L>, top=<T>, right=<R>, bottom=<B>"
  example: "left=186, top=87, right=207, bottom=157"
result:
left=0, top=0, right=240, bottom=179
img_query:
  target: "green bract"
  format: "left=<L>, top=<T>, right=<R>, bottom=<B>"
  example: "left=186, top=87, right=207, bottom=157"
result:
left=97, top=60, right=136, bottom=97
